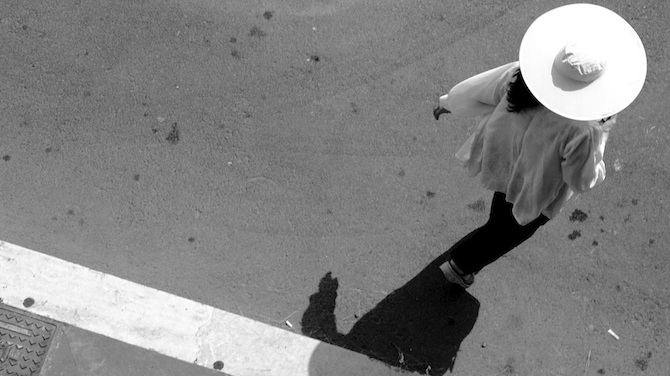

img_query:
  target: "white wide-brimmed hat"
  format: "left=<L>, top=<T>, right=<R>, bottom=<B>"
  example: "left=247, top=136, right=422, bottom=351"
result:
left=519, top=3, right=647, bottom=121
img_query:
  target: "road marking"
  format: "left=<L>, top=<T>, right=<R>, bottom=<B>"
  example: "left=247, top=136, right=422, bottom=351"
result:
left=0, top=241, right=394, bottom=375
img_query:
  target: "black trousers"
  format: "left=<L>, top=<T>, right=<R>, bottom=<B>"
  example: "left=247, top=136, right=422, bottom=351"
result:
left=450, top=192, right=549, bottom=275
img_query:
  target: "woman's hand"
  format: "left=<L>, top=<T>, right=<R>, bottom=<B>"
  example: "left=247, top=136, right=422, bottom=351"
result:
left=596, top=114, right=617, bottom=131
left=433, top=106, right=450, bottom=120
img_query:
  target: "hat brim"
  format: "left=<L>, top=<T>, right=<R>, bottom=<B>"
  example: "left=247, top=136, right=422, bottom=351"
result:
left=519, top=4, right=647, bottom=121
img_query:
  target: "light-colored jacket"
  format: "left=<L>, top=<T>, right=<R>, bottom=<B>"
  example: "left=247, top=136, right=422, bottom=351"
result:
left=441, top=62, right=612, bottom=225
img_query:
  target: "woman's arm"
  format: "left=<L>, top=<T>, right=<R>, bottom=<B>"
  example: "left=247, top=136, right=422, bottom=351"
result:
left=437, top=62, right=518, bottom=118
left=561, top=116, right=616, bottom=193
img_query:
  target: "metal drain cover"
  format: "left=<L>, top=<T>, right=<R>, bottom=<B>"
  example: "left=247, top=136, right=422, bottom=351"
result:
left=0, top=304, right=58, bottom=376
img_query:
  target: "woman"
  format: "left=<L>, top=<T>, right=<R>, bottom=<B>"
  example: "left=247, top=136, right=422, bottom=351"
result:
left=433, top=4, right=647, bottom=288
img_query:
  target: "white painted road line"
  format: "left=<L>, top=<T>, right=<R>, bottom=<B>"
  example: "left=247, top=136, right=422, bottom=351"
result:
left=0, top=241, right=397, bottom=376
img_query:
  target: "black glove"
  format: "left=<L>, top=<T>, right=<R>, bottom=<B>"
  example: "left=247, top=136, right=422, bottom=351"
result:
left=433, top=106, right=450, bottom=120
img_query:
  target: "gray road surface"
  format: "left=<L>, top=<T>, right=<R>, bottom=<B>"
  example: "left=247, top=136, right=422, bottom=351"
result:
left=1, top=0, right=669, bottom=374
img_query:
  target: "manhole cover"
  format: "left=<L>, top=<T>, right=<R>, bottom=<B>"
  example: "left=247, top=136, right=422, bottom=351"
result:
left=0, top=304, right=58, bottom=376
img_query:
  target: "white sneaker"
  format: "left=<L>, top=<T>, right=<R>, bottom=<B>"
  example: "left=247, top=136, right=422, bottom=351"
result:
left=440, top=260, right=474, bottom=289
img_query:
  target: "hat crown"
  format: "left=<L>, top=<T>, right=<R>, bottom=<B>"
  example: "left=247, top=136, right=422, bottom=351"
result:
left=554, top=41, right=608, bottom=83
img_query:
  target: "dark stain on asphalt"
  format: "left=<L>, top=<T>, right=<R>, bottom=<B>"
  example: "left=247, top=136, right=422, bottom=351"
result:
left=310, top=55, right=320, bottom=62
left=649, top=239, right=655, bottom=245
left=599, top=215, right=605, bottom=221
left=263, top=11, right=274, bottom=20
left=133, top=174, right=140, bottom=181
left=632, top=198, right=638, bottom=205
left=188, top=237, right=196, bottom=243
left=467, top=199, right=486, bottom=213
left=2, top=155, right=10, bottom=162
left=45, top=147, right=52, bottom=153
left=398, top=169, right=405, bottom=177
left=67, top=209, right=75, bottom=216
left=230, top=37, right=237, bottom=43
left=568, top=230, right=581, bottom=240
left=231, top=49, right=241, bottom=59
left=592, top=240, right=599, bottom=246
left=569, top=209, right=588, bottom=222
left=166, top=123, right=180, bottom=144
left=501, top=357, right=516, bottom=376
left=23, top=297, right=35, bottom=308
left=597, top=369, right=605, bottom=375
left=426, top=191, right=435, bottom=198
left=248, top=26, right=267, bottom=38
left=634, top=352, right=652, bottom=371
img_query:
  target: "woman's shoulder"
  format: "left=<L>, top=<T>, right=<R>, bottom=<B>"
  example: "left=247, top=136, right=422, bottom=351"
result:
left=522, top=108, right=594, bottom=146
left=541, top=109, right=592, bottom=131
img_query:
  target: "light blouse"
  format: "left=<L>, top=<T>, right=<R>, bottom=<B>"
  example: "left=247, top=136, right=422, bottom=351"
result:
left=440, top=62, right=612, bottom=225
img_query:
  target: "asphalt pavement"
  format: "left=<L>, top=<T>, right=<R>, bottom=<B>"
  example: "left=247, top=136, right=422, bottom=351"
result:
left=1, top=0, right=669, bottom=375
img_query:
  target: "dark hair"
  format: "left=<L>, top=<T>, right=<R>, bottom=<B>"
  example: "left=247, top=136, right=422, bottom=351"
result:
left=506, top=68, right=540, bottom=113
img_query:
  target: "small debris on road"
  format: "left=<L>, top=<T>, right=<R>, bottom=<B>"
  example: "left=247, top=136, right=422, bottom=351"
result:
left=607, top=329, right=619, bottom=340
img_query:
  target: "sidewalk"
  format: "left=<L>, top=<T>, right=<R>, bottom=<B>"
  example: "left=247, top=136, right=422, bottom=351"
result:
left=0, top=241, right=403, bottom=376
left=0, top=303, right=228, bottom=376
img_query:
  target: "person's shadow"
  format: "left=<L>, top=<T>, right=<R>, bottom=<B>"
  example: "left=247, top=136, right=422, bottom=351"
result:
left=301, top=251, right=480, bottom=375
